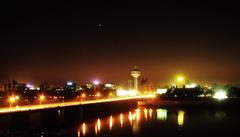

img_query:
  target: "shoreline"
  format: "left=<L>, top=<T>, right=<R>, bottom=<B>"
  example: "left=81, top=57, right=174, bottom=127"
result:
left=138, top=98, right=240, bottom=108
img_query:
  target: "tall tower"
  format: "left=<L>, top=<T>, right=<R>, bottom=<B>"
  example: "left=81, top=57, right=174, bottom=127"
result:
left=131, top=66, right=141, bottom=91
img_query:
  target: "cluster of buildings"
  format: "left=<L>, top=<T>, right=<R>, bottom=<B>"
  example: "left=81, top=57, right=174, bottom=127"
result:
left=0, top=67, right=152, bottom=104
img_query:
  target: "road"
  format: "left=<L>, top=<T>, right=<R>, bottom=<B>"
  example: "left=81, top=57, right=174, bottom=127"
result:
left=0, top=95, right=154, bottom=114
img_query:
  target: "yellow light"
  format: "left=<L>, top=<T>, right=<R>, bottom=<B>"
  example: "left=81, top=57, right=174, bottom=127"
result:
left=9, top=97, right=16, bottom=103
left=177, top=76, right=184, bottom=82
left=156, top=89, right=167, bottom=94
left=39, top=95, right=45, bottom=100
left=144, top=108, right=148, bottom=119
left=135, top=109, right=140, bottom=123
left=149, top=109, right=153, bottom=118
left=213, top=90, right=228, bottom=100
left=129, top=111, right=133, bottom=125
left=77, top=129, right=80, bottom=137
left=157, top=109, right=168, bottom=121
left=178, top=110, right=185, bottom=126
left=96, top=92, right=101, bottom=97
left=109, top=93, right=113, bottom=97
left=120, top=113, right=123, bottom=127
left=109, top=116, right=113, bottom=130
left=95, top=124, right=98, bottom=135
left=116, top=89, right=137, bottom=97
left=15, top=96, right=19, bottom=100
left=82, top=123, right=86, bottom=135
left=81, top=93, right=86, bottom=98
left=97, top=118, right=101, bottom=131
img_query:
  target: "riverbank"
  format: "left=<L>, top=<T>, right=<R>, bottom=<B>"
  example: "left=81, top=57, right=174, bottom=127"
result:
left=138, top=98, right=240, bottom=108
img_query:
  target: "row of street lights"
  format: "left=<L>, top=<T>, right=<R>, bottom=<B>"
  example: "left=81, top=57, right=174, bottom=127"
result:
left=8, top=94, right=46, bottom=108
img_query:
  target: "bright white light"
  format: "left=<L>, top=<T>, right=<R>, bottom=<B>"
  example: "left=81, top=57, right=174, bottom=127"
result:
left=116, top=89, right=137, bottom=97
left=30, top=87, right=35, bottom=90
left=93, top=80, right=100, bottom=85
left=26, top=84, right=33, bottom=88
left=213, top=91, right=228, bottom=100
left=67, top=82, right=73, bottom=86
left=185, top=83, right=197, bottom=88
left=105, top=84, right=113, bottom=88
left=156, top=89, right=167, bottom=94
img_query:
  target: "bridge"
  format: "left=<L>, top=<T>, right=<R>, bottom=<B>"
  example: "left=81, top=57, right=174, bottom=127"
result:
left=0, top=95, right=154, bottom=114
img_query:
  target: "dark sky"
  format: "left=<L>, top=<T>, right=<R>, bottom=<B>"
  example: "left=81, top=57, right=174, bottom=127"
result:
left=1, top=0, right=240, bottom=85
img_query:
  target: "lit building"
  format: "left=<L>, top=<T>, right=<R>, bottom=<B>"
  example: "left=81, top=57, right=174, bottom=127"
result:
left=131, top=66, right=141, bottom=91
left=64, top=82, right=77, bottom=92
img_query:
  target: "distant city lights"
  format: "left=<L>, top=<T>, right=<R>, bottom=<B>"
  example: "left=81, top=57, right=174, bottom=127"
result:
left=185, top=83, right=197, bottom=88
left=93, top=80, right=100, bottom=85
left=156, top=88, right=167, bottom=94
left=67, top=82, right=73, bottom=86
left=105, top=84, right=113, bottom=88
left=116, top=89, right=137, bottom=97
left=213, top=90, right=228, bottom=100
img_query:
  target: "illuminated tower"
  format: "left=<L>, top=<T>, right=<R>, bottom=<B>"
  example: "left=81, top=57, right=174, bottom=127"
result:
left=131, top=66, right=141, bottom=91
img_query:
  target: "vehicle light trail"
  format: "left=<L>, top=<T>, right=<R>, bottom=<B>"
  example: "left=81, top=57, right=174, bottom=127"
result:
left=0, top=95, right=154, bottom=114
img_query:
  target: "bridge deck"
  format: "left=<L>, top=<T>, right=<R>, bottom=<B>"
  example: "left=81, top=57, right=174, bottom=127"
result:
left=0, top=96, right=153, bottom=114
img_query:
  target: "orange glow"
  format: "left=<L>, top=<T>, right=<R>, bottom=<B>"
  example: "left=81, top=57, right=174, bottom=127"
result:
left=39, top=95, right=45, bottom=100
left=77, top=130, right=80, bottom=137
left=129, top=111, right=133, bottom=125
left=96, top=92, right=101, bottom=97
left=95, top=124, right=98, bottom=135
left=97, top=118, right=101, bottom=132
left=82, top=123, right=86, bottom=135
left=95, top=118, right=101, bottom=135
left=136, top=109, right=141, bottom=123
left=109, top=116, right=113, bottom=130
left=9, top=96, right=16, bottom=103
left=144, top=108, right=148, bottom=119
left=120, top=113, right=123, bottom=127
left=149, top=108, right=153, bottom=118
left=81, top=93, right=86, bottom=98
left=0, top=96, right=152, bottom=114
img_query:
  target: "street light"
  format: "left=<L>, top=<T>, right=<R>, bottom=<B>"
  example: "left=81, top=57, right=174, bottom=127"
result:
left=96, top=92, right=101, bottom=97
left=39, top=95, right=45, bottom=105
left=8, top=96, right=16, bottom=108
left=177, top=76, right=184, bottom=82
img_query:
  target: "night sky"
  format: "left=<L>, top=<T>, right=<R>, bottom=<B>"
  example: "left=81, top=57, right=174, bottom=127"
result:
left=1, top=1, right=240, bottom=85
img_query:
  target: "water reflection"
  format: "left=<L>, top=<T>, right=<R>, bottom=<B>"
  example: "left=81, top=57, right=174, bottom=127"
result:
left=177, top=110, right=185, bottom=126
left=144, top=108, right=148, bottom=120
left=149, top=108, right=153, bottom=118
left=129, top=111, right=133, bottom=125
left=77, top=129, right=80, bottom=137
left=82, top=123, right=86, bottom=136
left=135, top=109, right=141, bottom=123
left=1, top=107, right=238, bottom=137
left=76, top=108, right=173, bottom=136
left=109, top=116, right=113, bottom=130
left=156, top=109, right=168, bottom=121
left=95, top=118, right=101, bottom=135
left=120, top=113, right=123, bottom=127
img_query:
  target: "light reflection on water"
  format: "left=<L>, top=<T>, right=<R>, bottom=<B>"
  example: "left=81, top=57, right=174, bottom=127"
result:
left=177, top=110, right=185, bottom=126
left=1, top=106, right=235, bottom=137
left=77, top=108, right=171, bottom=136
